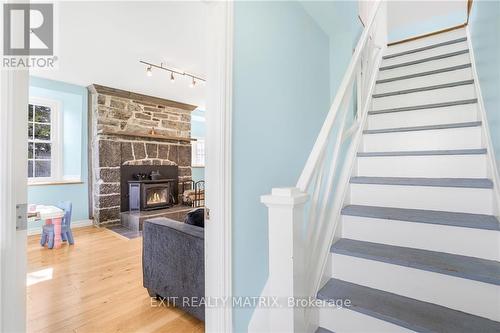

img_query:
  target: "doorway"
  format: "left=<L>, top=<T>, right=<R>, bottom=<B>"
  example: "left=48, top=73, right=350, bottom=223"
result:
left=1, top=1, right=233, bottom=332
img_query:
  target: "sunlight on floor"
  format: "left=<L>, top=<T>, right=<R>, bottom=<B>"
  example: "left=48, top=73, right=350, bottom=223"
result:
left=27, top=267, right=53, bottom=286
left=27, top=227, right=204, bottom=332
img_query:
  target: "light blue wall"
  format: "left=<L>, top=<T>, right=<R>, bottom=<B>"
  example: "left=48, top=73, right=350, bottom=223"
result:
left=469, top=0, right=500, bottom=174
left=301, top=1, right=363, bottom=100
left=191, top=108, right=205, bottom=182
left=28, top=77, right=89, bottom=223
left=232, top=1, right=330, bottom=331
left=388, top=9, right=466, bottom=42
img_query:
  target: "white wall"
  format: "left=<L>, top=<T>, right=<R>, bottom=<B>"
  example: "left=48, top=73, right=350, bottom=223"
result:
left=31, top=1, right=207, bottom=108
left=387, top=0, right=467, bottom=42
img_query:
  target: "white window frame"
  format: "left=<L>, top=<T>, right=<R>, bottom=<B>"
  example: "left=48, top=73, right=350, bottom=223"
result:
left=192, top=137, right=205, bottom=168
left=27, top=97, right=63, bottom=184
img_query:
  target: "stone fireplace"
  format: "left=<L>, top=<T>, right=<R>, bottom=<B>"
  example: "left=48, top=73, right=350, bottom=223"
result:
left=88, top=84, right=197, bottom=225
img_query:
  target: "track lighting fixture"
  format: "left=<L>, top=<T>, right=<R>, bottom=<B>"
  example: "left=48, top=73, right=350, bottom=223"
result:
left=140, top=60, right=205, bottom=87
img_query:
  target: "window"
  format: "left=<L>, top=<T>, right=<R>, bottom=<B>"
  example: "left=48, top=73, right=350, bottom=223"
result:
left=28, top=98, right=61, bottom=183
left=192, top=138, right=205, bottom=167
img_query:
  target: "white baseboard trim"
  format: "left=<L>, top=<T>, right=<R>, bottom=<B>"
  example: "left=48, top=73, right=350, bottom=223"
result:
left=27, top=219, right=94, bottom=236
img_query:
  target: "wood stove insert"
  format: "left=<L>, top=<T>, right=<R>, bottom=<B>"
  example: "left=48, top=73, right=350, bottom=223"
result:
left=128, top=179, right=176, bottom=211
left=120, top=165, right=179, bottom=212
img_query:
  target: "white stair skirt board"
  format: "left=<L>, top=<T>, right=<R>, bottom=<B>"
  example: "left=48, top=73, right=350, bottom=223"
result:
left=349, top=183, right=493, bottom=215
left=318, top=307, right=415, bottom=333
left=386, top=28, right=466, bottom=56
left=372, top=84, right=476, bottom=110
left=356, top=154, right=488, bottom=178
left=329, top=253, right=500, bottom=321
left=367, top=103, right=479, bottom=129
left=374, top=66, right=473, bottom=94
left=341, top=215, right=500, bottom=261
left=361, top=126, right=482, bottom=152
left=377, top=53, right=470, bottom=81
left=382, top=40, right=469, bottom=68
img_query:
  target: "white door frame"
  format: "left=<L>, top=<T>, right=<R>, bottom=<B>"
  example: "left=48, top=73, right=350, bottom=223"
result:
left=205, top=1, right=233, bottom=332
left=0, top=68, right=29, bottom=331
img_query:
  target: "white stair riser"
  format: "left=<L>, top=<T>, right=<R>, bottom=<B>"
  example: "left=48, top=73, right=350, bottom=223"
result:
left=349, top=183, right=493, bottom=214
left=378, top=53, right=470, bottom=81
left=341, top=215, right=500, bottom=261
left=362, top=127, right=482, bottom=152
left=368, top=104, right=479, bottom=129
left=330, top=254, right=500, bottom=321
left=356, top=154, right=487, bottom=178
left=372, top=85, right=476, bottom=110
left=382, top=41, right=468, bottom=68
left=319, top=307, right=415, bottom=333
left=375, top=67, right=473, bottom=94
left=386, top=29, right=466, bottom=56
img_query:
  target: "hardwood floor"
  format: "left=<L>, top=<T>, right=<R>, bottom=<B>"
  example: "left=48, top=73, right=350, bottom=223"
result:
left=27, top=226, right=205, bottom=333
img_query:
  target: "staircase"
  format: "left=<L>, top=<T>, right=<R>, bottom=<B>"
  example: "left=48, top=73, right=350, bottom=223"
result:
left=315, top=28, right=500, bottom=333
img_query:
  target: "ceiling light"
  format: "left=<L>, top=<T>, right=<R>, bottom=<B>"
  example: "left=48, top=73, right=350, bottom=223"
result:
left=139, top=60, right=206, bottom=85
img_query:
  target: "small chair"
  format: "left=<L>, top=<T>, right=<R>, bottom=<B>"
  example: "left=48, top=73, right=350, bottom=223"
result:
left=40, top=201, right=74, bottom=248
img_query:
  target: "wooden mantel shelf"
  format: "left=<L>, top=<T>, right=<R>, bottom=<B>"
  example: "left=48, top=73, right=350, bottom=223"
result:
left=99, top=130, right=196, bottom=143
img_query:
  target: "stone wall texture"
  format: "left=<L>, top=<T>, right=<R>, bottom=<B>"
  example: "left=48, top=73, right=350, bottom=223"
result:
left=89, top=86, right=194, bottom=225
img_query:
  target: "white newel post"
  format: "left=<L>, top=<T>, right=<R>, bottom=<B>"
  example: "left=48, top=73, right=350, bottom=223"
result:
left=260, top=187, right=309, bottom=332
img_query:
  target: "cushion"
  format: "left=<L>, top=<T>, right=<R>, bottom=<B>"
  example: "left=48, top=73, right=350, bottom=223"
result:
left=184, top=208, right=204, bottom=228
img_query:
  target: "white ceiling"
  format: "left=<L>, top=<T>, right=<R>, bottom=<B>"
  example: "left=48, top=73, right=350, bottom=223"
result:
left=32, top=1, right=207, bottom=108
left=388, top=0, right=467, bottom=31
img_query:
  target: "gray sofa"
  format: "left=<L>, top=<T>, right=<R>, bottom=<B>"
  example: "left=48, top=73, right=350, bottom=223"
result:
left=142, top=217, right=204, bottom=321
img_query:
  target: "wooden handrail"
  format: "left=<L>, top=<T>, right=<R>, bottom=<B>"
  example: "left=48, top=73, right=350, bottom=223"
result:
left=467, top=0, right=474, bottom=24
left=296, top=0, right=382, bottom=191
left=387, top=23, right=467, bottom=47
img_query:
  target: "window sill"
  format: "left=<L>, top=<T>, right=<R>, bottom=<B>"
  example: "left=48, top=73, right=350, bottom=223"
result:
left=28, top=180, right=83, bottom=186
left=192, top=165, right=205, bottom=168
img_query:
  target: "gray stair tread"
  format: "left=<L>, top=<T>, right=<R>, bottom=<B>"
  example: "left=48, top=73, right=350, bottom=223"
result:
left=377, top=63, right=472, bottom=84
left=383, top=37, right=468, bottom=59
left=342, top=205, right=500, bottom=231
left=350, top=176, right=493, bottom=189
left=373, top=80, right=474, bottom=98
left=369, top=99, right=478, bottom=115
left=380, top=49, right=469, bottom=71
left=357, top=148, right=487, bottom=157
left=330, top=239, right=500, bottom=285
left=315, top=328, right=334, bottom=333
left=317, top=278, right=500, bottom=333
left=363, top=121, right=481, bottom=134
